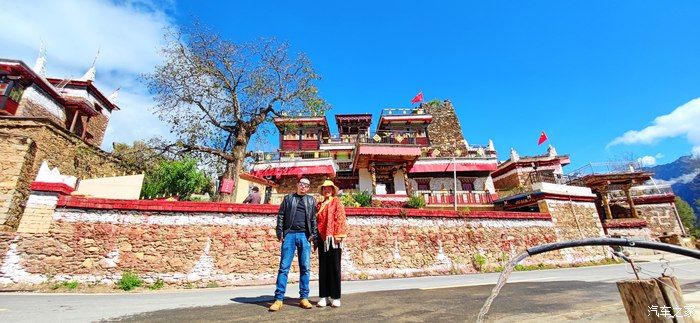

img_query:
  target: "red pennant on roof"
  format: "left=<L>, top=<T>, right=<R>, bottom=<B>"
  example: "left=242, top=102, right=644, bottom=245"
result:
left=537, top=131, right=548, bottom=146
left=411, top=91, right=424, bottom=104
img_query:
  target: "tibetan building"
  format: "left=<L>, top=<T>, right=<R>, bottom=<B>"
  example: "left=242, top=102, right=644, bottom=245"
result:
left=0, top=52, right=129, bottom=231
left=250, top=100, right=499, bottom=208
left=0, top=56, right=118, bottom=146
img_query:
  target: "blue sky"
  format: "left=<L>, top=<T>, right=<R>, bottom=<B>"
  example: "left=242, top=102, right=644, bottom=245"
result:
left=2, top=0, right=700, bottom=171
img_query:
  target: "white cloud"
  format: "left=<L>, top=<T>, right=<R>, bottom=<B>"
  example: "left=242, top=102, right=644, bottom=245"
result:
left=608, top=98, right=700, bottom=157
left=656, top=170, right=700, bottom=185
left=636, top=153, right=664, bottom=167
left=637, top=155, right=657, bottom=166
left=0, top=0, right=175, bottom=150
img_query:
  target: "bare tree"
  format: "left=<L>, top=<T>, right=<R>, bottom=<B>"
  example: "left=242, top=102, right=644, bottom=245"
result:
left=145, top=24, right=329, bottom=202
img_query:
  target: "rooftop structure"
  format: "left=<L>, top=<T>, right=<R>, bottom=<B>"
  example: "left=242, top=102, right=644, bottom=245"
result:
left=0, top=54, right=118, bottom=146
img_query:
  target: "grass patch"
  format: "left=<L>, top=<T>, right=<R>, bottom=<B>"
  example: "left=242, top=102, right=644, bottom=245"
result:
left=52, top=280, right=79, bottom=290
left=206, top=281, right=219, bottom=288
left=149, top=278, right=165, bottom=290
left=117, top=271, right=143, bottom=291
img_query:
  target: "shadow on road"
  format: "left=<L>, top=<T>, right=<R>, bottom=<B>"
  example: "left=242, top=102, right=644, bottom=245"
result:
left=230, top=295, right=300, bottom=309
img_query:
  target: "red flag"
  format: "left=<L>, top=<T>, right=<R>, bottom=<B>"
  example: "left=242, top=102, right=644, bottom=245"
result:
left=537, top=131, right=548, bottom=146
left=411, top=91, right=424, bottom=104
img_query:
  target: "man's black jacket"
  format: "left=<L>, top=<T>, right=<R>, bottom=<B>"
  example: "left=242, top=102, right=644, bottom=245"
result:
left=276, top=193, right=318, bottom=241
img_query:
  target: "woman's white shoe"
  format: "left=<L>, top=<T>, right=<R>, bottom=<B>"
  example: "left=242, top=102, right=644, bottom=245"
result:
left=317, top=297, right=328, bottom=307
left=331, top=299, right=341, bottom=307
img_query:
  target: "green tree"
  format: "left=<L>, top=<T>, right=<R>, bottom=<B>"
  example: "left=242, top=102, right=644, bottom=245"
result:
left=141, top=159, right=210, bottom=200
left=676, top=197, right=697, bottom=234
left=145, top=23, right=329, bottom=202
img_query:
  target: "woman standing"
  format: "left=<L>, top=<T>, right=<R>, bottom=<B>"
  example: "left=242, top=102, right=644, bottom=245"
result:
left=315, top=179, right=348, bottom=307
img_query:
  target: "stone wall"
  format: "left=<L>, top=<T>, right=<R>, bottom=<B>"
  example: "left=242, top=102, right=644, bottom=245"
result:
left=493, top=171, right=525, bottom=191
left=0, top=118, right=132, bottom=230
left=0, top=118, right=131, bottom=179
left=0, top=133, right=37, bottom=230
left=85, top=113, right=109, bottom=147
left=537, top=199, right=610, bottom=263
left=423, top=100, right=468, bottom=157
left=635, top=203, right=684, bottom=237
left=0, top=193, right=610, bottom=287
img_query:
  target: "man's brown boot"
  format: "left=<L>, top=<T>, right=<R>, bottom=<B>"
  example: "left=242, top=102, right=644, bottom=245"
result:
left=299, top=299, right=313, bottom=309
left=269, top=300, right=283, bottom=311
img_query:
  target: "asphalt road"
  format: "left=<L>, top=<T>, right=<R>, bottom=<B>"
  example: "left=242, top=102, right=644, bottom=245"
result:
left=1, top=257, right=699, bottom=322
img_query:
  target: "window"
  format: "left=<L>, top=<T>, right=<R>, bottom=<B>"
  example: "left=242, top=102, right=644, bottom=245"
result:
left=461, top=181, right=474, bottom=191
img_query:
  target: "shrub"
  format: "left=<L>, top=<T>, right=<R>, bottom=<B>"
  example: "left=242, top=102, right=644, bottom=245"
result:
left=206, top=281, right=219, bottom=288
left=340, top=193, right=360, bottom=207
left=406, top=195, right=426, bottom=209
left=472, top=254, right=487, bottom=271
left=117, top=271, right=143, bottom=291
left=149, top=278, right=165, bottom=290
left=353, top=191, right=372, bottom=207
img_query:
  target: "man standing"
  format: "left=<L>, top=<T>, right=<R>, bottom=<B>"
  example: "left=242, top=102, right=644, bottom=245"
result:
left=242, top=186, right=261, bottom=204
left=269, top=178, right=318, bottom=311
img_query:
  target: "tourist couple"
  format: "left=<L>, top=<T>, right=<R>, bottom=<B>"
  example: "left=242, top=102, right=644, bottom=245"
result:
left=269, top=178, right=348, bottom=312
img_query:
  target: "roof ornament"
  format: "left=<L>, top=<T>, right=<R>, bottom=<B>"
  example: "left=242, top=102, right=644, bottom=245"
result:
left=33, top=40, right=47, bottom=76
left=108, top=87, right=120, bottom=104
left=80, top=48, right=100, bottom=82
left=510, top=148, right=520, bottom=162
left=547, top=144, right=557, bottom=157
left=487, top=139, right=495, bottom=151
left=464, top=139, right=470, bottom=149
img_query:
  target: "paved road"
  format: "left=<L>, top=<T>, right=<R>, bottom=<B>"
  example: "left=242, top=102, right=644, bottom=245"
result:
left=1, top=257, right=699, bottom=322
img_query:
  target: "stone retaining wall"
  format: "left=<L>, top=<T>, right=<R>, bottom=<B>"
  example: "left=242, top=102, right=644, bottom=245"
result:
left=0, top=192, right=610, bottom=287
left=0, top=118, right=132, bottom=229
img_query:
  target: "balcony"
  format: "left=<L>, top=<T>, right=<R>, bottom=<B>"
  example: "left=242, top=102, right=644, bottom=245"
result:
left=414, top=190, right=497, bottom=205
left=253, top=150, right=331, bottom=162
left=357, top=130, right=428, bottom=146
left=381, top=108, right=427, bottom=115
left=323, top=135, right=358, bottom=144
left=607, top=184, right=674, bottom=201
left=336, top=160, right=353, bottom=171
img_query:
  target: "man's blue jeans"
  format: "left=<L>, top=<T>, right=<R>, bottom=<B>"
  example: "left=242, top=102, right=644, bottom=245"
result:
left=274, top=232, right=311, bottom=300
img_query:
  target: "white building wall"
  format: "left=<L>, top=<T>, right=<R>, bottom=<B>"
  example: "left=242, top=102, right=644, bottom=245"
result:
left=359, top=168, right=373, bottom=193
left=23, top=85, right=65, bottom=121
left=393, top=169, right=406, bottom=195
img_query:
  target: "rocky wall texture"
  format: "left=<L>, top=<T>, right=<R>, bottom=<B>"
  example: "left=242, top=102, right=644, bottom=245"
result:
left=85, top=113, right=109, bottom=147
left=537, top=200, right=610, bottom=263
left=0, top=205, right=606, bottom=287
left=635, top=203, right=684, bottom=238
left=0, top=133, right=37, bottom=230
left=423, top=100, right=468, bottom=157
left=0, top=118, right=131, bottom=179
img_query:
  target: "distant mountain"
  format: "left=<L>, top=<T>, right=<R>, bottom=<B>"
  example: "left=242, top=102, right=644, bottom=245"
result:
left=647, top=155, right=700, bottom=214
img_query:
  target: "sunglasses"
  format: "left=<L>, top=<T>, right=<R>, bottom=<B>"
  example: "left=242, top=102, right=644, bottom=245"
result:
left=298, top=182, right=310, bottom=188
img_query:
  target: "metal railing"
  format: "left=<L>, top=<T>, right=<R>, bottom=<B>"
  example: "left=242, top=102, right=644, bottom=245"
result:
left=357, top=130, right=427, bottom=145
left=566, top=161, right=644, bottom=180
left=253, top=150, right=332, bottom=162
left=524, top=171, right=586, bottom=187
left=607, top=184, right=674, bottom=201
left=381, top=108, right=428, bottom=116
left=413, top=190, right=496, bottom=205
left=323, top=136, right=359, bottom=144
